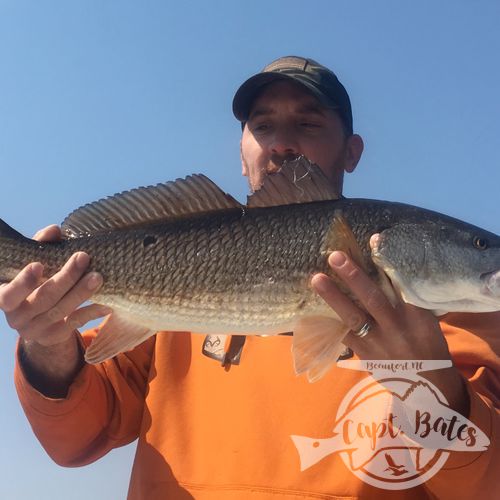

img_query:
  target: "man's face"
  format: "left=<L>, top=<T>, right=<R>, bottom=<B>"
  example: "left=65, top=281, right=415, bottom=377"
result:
left=240, top=80, right=363, bottom=194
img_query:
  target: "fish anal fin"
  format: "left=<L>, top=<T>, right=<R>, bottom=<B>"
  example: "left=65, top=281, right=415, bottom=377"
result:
left=247, top=156, right=340, bottom=208
left=62, top=174, right=243, bottom=238
left=85, top=313, right=155, bottom=364
left=292, top=315, right=349, bottom=383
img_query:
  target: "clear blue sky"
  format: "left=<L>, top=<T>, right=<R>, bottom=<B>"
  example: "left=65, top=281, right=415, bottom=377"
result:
left=1, top=1, right=499, bottom=498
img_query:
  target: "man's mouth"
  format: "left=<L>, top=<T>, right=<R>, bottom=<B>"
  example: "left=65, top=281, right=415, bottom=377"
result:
left=267, top=154, right=300, bottom=173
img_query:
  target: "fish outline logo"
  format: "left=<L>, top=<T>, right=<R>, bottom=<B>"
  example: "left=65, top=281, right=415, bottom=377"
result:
left=290, top=360, right=490, bottom=490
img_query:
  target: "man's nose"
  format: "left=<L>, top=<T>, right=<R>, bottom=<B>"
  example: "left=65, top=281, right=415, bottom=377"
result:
left=270, top=128, right=298, bottom=155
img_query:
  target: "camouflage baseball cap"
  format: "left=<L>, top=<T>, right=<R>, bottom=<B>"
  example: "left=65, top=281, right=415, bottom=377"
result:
left=232, top=56, right=353, bottom=135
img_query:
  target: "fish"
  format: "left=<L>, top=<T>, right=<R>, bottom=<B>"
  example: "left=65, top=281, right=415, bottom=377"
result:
left=1, top=157, right=500, bottom=381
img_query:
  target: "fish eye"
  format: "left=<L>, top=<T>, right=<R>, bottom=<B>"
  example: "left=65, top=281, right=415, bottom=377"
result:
left=472, top=236, right=488, bottom=250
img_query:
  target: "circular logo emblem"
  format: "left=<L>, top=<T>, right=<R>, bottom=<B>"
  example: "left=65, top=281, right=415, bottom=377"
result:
left=336, top=375, right=448, bottom=490
left=291, top=361, right=489, bottom=491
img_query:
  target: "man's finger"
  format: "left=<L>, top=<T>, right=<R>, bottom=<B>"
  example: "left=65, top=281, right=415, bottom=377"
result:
left=327, top=251, right=394, bottom=329
left=311, top=273, right=366, bottom=330
left=0, top=263, right=44, bottom=314
left=0, top=224, right=62, bottom=315
left=65, top=304, right=112, bottom=332
left=26, top=304, right=111, bottom=347
left=29, top=272, right=104, bottom=332
left=14, top=253, right=91, bottom=321
left=33, top=225, right=61, bottom=242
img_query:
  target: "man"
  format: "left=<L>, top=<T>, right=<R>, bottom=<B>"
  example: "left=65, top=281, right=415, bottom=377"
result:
left=2, top=56, right=499, bottom=499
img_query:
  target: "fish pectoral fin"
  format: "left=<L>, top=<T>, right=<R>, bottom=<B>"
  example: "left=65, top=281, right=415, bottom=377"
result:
left=328, top=214, right=370, bottom=271
left=292, top=316, right=349, bottom=383
left=84, top=313, right=155, bottom=364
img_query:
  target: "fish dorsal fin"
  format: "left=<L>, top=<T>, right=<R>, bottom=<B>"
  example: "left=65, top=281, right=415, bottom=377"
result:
left=61, top=174, right=242, bottom=237
left=247, top=156, right=340, bottom=208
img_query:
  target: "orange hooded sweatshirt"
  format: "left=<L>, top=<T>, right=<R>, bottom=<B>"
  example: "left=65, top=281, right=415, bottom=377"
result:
left=15, top=312, right=500, bottom=499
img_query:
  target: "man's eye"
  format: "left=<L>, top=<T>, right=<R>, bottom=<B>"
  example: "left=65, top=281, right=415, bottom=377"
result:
left=300, top=122, right=321, bottom=128
left=252, top=123, right=270, bottom=133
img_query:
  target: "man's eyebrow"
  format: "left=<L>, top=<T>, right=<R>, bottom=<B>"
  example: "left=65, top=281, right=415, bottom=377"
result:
left=248, top=107, right=275, bottom=120
left=295, top=104, right=329, bottom=116
left=248, top=103, right=330, bottom=120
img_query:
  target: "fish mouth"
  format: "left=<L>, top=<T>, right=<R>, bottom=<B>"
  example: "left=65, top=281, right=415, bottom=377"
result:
left=480, top=269, right=500, bottom=297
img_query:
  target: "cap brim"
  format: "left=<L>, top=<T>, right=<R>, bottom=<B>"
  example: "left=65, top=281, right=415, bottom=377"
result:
left=232, top=73, right=286, bottom=121
left=232, top=72, right=332, bottom=122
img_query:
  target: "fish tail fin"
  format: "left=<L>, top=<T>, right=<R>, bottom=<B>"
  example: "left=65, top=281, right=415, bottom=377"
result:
left=292, top=316, right=349, bottom=382
left=290, top=434, right=341, bottom=471
left=0, top=218, right=27, bottom=241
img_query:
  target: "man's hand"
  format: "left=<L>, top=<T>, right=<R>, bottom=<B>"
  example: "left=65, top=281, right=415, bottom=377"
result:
left=0, top=225, right=110, bottom=397
left=311, top=235, right=470, bottom=416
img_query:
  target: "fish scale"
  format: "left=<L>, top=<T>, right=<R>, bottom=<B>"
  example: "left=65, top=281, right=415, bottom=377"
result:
left=68, top=204, right=334, bottom=328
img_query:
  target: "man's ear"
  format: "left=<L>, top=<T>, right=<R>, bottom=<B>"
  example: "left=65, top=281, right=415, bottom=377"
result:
left=344, top=134, right=364, bottom=173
